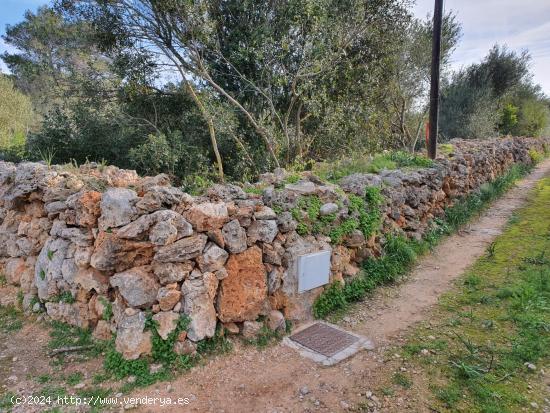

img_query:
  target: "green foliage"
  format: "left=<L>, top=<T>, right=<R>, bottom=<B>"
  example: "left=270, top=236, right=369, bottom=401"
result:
left=98, top=297, right=113, bottom=321
left=148, top=314, right=190, bottom=366
left=39, top=269, right=46, bottom=280
left=440, top=45, right=550, bottom=140
left=65, top=372, right=83, bottom=386
left=314, top=151, right=433, bottom=182
left=500, top=103, right=519, bottom=134
left=50, top=291, right=75, bottom=304
left=0, top=304, right=23, bottom=333
left=403, top=177, right=550, bottom=412
left=0, top=74, right=34, bottom=161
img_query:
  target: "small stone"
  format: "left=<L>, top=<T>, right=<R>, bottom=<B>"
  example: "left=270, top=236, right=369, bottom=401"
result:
left=152, top=311, right=180, bottom=340
left=530, top=402, right=538, bottom=409
left=173, top=339, right=197, bottom=356
left=196, top=242, right=229, bottom=272
left=525, top=362, right=536, bottom=371
left=254, top=206, right=277, bottom=220
left=73, top=383, right=85, bottom=389
left=241, top=320, right=262, bottom=339
left=299, top=386, right=310, bottom=396
left=420, top=349, right=430, bottom=355
left=149, top=363, right=163, bottom=374
left=157, top=287, right=181, bottom=311
left=223, top=322, right=240, bottom=334
left=340, top=400, right=350, bottom=410
left=266, top=310, right=285, bottom=332
left=320, top=203, right=338, bottom=216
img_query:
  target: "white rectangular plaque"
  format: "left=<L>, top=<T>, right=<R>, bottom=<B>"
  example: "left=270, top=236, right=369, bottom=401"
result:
left=298, top=250, right=331, bottom=293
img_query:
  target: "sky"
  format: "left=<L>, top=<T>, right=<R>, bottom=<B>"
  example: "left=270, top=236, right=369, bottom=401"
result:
left=414, top=0, right=550, bottom=94
left=1, top=0, right=550, bottom=95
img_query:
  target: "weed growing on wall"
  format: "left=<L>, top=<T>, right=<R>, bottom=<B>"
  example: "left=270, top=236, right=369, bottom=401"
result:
left=290, top=188, right=383, bottom=245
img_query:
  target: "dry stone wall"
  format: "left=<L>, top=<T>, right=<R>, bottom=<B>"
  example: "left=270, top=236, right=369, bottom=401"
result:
left=0, top=137, right=548, bottom=359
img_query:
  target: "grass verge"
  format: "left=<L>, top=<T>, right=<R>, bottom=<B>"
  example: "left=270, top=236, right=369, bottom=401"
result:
left=388, top=176, right=550, bottom=412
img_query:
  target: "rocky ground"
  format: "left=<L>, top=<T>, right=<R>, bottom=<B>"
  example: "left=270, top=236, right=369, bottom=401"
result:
left=2, top=157, right=549, bottom=413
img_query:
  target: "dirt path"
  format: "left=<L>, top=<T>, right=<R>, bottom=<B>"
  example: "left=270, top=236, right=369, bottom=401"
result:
left=128, top=158, right=550, bottom=413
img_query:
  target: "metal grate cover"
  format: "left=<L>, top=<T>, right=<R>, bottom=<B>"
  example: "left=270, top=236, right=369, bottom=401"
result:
left=289, top=323, right=359, bottom=357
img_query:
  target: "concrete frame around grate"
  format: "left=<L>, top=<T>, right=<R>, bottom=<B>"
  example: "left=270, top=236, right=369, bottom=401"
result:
left=283, top=321, right=374, bottom=366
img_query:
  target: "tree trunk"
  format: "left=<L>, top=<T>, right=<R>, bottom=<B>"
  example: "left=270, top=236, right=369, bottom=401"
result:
left=184, top=81, right=224, bottom=182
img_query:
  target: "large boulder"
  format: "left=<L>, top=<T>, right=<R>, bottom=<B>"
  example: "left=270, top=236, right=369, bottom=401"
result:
left=154, top=234, right=207, bottom=263
left=222, top=219, right=247, bottom=253
left=181, top=277, right=217, bottom=341
left=184, top=202, right=229, bottom=231
left=110, top=266, right=159, bottom=308
left=196, top=242, right=229, bottom=272
left=98, top=188, right=138, bottom=230
left=217, top=246, right=267, bottom=322
left=90, top=232, right=153, bottom=272
left=115, top=310, right=152, bottom=360
left=247, top=220, right=278, bottom=244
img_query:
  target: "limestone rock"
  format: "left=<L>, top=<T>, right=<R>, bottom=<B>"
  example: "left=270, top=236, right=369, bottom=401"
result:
left=217, top=246, right=267, bottom=322
left=45, top=301, right=92, bottom=329
left=276, top=211, right=297, bottom=233
left=222, top=219, right=247, bottom=254
left=266, top=310, right=286, bottom=332
left=110, top=266, right=159, bottom=308
left=242, top=320, right=263, bottom=339
left=203, top=272, right=219, bottom=301
left=181, top=277, right=217, bottom=341
left=74, top=267, right=109, bottom=294
left=157, top=286, right=181, bottom=311
left=247, top=220, right=278, bottom=244
left=154, top=234, right=207, bottom=263
left=117, top=210, right=192, bottom=245
left=90, top=232, right=153, bottom=272
left=136, top=185, right=192, bottom=212
left=184, top=202, right=229, bottom=231
left=152, top=262, right=193, bottom=284
left=173, top=339, right=197, bottom=356
left=284, top=180, right=316, bottom=195
left=206, top=184, right=247, bottom=201
left=320, top=203, right=339, bottom=216
left=115, top=310, right=152, bottom=360
left=66, top=191, right=102, bottom=228
left=93, top=320, right=113, bottom=341
left=152, top=311, right=180, bottom=340
left=35, top=238, right=70, bottom=300
left=98, top=188, right=138, bottom=230
left=197, top=242, right=229, bottom=272
left=4, top=258, right=26, bottom=285
left=254, top=206, right=277, bottom=220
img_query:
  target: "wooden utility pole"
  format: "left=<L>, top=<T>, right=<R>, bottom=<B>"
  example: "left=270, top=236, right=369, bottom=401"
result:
left=428, top=0, right=444, bottom=159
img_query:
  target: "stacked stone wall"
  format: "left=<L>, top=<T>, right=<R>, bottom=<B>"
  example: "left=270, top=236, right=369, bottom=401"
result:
left=0, top=137, right=547, bottom=359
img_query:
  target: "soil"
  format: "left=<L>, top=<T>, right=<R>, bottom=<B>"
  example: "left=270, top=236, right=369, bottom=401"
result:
left=2, top=158, right=550, bottom=413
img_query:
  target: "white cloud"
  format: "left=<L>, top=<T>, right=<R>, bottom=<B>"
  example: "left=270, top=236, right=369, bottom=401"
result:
left=413, top=0, right=550, bottom=94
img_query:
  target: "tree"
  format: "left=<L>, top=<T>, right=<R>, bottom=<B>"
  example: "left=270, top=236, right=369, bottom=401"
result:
left=0, top=75, right=35, bottom=160
left=439, top=45, right=549, bottom=139
left=60, top=0, right=411, bottom=166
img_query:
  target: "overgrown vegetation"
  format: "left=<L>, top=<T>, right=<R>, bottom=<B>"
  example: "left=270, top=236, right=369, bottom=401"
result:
left=313, top=151, right=435, bottom=183
left=392, top=177, right=550, bottom=412
left=313, top=162, right=534, bottom=318
left=287, top=187, right=383, bottom=245
left=1, top=2, right=546, bottom=183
